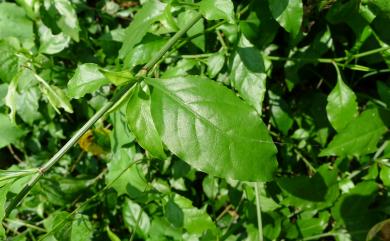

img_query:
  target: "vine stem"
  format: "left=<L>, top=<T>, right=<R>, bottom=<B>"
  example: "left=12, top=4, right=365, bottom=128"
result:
left=254, top=182, right=263, bottom=241
left=5, top=12, right=202, bottom=217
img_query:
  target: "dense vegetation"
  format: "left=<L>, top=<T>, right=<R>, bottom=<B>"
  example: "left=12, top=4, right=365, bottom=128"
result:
left=0, top=0, right=389, bottom=240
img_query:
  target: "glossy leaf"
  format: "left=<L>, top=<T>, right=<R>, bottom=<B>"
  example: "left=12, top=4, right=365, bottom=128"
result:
left=267, top=0, right=303, bottom=37
left=229, top=36, right=267, bottom=114
left=122, top=198, right=150, bottom=238
left=198, top=0, right=235, bottom=23
left=0, top=114, right=25, bottom=148
left=320, top=108, right=388, bottom=157
left=53, top=0, right=80, bottom=42
left=146, top=76, right=278, bottom=181
left=99, top=69, right=134, bottom=86
left=326, top=65, right=358, bottom=132
left=178, top=10, right=205, bottom=51
left=119, top=0, right=166, bottom=59
left=38, top=79, right=73, bottom=114
left=124, top=37, right=167, bottom=69
left=68, top=63, right=109, bottom=99
left=126, top=84, right=166, bottom=159
left=269, top=90, right=293, bottom=135
left=39, top=23, right=70, bottom=54
left=207, top=53, right=225, bottom=78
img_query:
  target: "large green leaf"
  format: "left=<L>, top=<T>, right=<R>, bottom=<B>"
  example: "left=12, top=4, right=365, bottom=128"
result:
left=0, top=2, right=34, bottom=48
left=326, top=65, right=358, bottom=132
left=198, top=0, right=235, bottom=23
left=119, top=0, right=166, bottom=59
left=320, top=108, right=388, bottom=157
left=0, top=114, right=25, bottom=148
left=67, top=63, right=109, bottom=99
left=126, top=84, right=166, bottom=159
left=229, top=36, right=267, bottom=114
left=146, top=76, right=278, bottom=181
left=267, top=0, right=303, bottom=38
left=38, top=23, right=70, bottom=54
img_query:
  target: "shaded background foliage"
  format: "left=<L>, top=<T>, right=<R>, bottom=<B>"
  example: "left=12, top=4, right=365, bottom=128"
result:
left=0, top=0, right=389, bottom=240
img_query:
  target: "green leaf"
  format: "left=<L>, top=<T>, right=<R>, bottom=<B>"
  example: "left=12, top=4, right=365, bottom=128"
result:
left=198, top=0, right=235, bottom=23
left=39, top=23, right=70, bottom=54
left=119, top=0, right=166, bottom=59
left=331, top=181, right=381, bottom=241
left=124, top=37, right=167, bottom=69
left=207, top=53, right=225, bottom=78
left=0, top=114, right=25, bottom=148
left=127, top=84, right=166, bottom=159
left=53, top=0, right=80, bottom=42
left=67, top=63, right=109, bottom=99
left=277, top=165, right=339, bottom=207
left=380, top=165, right=390, bottom=187
left=35, top=73, right=73, bottom=113
left=5, top=73, right=18, bottom=122
left=377, top=81, right=390, bottom=108
left=173, top=194, right=216, bottom=234
left=0, top=184, right=10, bottom=239
left=178, top=10, right=205, bottom=51
left=267, top=0, right=303, bottom=38
left=105, top=148, right=148, bottom=197
left=122, top=198, right=150, bottom=238
left=99, top=69, right=134, bottom=86
left=165, top=199, right=184, bottom=228
left=320, top=108, right=388, bottom=157
left=146, top=76, right=278, bottom=181
left=70, top=214, right=93, bottom=241
left=0, top=2, right=34, bottom=48
left=106, top=226, right=121, bottom=241
left=229, top=36, right=267, bottom=114
left=326, top=65, right=358, bottom=132
left=0, top=41, right=19, bottom=83
left=269, top=90, right=293, bottom=135
left=366, top=0, right=390, bottom=19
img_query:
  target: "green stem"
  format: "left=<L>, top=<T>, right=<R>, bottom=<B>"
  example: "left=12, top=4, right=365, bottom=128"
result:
left=254, top=182, right=263, bottom=241
left=5, top=12, right=202, bottom=218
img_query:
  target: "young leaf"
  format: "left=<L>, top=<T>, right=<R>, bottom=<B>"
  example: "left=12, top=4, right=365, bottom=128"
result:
left=68, top=63, right=109, bottom=99
left=207, top=53, right=225, bottom=78
left=53, top=0, right=80, bottom=42
left=326, top=65, right=358, bottom=132
left=35, top=73, right=73, bottom=113
left=99, top=69, right=134, bottom=86
left=119, top=0, right=166, bottom=59
left=146, top=76, right=278, bottom=181
left=126, top=84, right=166, bottom=159
left=198, top=0, right=235, bottom=23
left=320, top=108, right=388, bottom=157
left=269, top=90, right=293, bottom=135
left=267, top=0, right=303, bottom=38
left=229, top=36, right=267, bottom=114
left=0, top=41, right=19, bottom=83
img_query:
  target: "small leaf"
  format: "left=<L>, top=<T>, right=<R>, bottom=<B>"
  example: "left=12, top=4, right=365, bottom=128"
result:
left=0, top=41, right=19, bottom=83
left=124, top=37, right=167, bottom=69
left=0, top=114, right=25, bottom=148
left=165, top=199, right=184, bottom=228
left=53, top=0, right=80, bottom=42
left=99, top=69, right=134, bottom=86
left=320, top=108, right=388, bottom=157
left=267, top=0, right=303, bottom=38
left=106, top=226, right=121, bottom=241
left=79, top=128, right=111, bottom=156
left=39, top=23, right=70, bottom=54
left=229, top=36, right=267, bottom=114
left=35, top=73, right=73, bottom=113
left=122, top=198, right=150, bottom=238
left=68, top=63, right=109, bottom=99
left=269, top=90, right=293, bottom=135
left=119, top=0, right=166, bottom=59
left=198, top=0, right=235, bottom=23
left=326, top=64, right=358, bottom=132
left=377, top=81, right=390, bottom=107
left=178, top=10, right=205, bottom=51
left=146, top=76, right=278, bottom=181
left=127, top=84, right=166, bottom=159
left=207, top=53, right=225, bottom=78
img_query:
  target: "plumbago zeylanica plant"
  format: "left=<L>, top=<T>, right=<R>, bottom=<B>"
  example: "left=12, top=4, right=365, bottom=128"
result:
left=0, top=0, right=390, bottom=240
